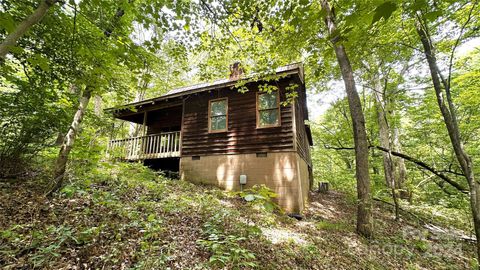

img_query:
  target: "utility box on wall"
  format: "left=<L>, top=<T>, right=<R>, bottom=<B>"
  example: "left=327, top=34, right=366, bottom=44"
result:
left=239, top=175, right=247, bottom=185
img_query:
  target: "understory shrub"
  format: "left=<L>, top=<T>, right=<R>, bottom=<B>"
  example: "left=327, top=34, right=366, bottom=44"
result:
left=197, top=210, right=258, bottom=269
left=235, top=184, right=281, bottom=213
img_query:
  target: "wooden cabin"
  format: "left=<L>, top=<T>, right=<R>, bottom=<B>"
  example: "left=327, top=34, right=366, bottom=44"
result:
left=107, top=63, right=313, bottom=213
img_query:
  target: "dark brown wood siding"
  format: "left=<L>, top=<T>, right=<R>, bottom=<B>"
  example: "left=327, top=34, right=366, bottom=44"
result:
left=146, top=106, right=183, bottom=134
left=294, top=86, right=312, bottom=166
left=181, top=80, right=295, bottom=156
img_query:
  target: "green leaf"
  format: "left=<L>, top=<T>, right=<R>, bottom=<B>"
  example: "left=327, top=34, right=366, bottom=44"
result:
left=371, top=1, right=397, bottom=25
left=8, top=46, right=24, bottom=54
left=147, top=213, right=156, bottom=222
left=0, top=13, right=15, bottom=33
left=60, top=186, right=76, bottom=198
left=424, top=10, right=443, bottom=21
left=244, top=194, right=255, bottom=202
left=411, top=0, right=428, bottom=11
left=28, top=54, right=50, bottom=72
left=263, top=202, right=274, bottom=212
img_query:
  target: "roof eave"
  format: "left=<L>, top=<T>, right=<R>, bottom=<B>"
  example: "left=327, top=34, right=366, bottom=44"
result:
left=105, top=63, right=304, bottom=113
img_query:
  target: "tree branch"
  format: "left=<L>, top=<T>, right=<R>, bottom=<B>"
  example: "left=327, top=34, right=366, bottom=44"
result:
left=447, top=1, right=477, bottom=90
left=373, top=197, right=427, bottom=224
left=323, top=144, right=469, bottom=194
left=373, top=145, right=467, bottom=193
left=199, top=0, right=244, bottom=51
left=323, top=144, right=354, bottom=150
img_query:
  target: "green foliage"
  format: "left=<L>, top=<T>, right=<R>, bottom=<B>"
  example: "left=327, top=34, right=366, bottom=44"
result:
left=197, top=211, right=257, bottom=269
left=299, top=244, right=322, bottom=264
left=311, top=47, right=480, bottom=233
left=413, top=238, right=429, bottom=253
left=316, top=220, right=350, bottom=232
left=0, top=59, right=73, bottom=176
left=0, top=0, right=194, bottom=178
left=310, top=100, right=356, bottom=193
left=1, top=0, right=480, bottom=267
left=0, top=160, right=476, bottom=268
left=235, top=184, right=280, bottom=213
left=372, top=1, right=398, bottom=24
left=29, top=225, right=79, bottom=267
left=471, top=258, right=480, bottom=270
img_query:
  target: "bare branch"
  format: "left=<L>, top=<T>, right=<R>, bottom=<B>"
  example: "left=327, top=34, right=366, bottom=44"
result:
left=447, top=1, right=478, bottom=90
left=373, top=145, right=468, bottom=194
left=323, top=144, right=468, bottom=193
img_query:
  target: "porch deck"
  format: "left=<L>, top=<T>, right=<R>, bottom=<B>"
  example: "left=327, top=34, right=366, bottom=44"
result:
left=107, top=131, right=181, bottom=160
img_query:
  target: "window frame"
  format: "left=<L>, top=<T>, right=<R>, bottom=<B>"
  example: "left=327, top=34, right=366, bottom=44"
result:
left=256, top=91, right=281, bottom=129
left=208, top=97, right=228, bottom=133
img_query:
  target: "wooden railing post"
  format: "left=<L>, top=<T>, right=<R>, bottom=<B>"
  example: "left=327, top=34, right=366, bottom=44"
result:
left=107, top=131, right=181, bottom=160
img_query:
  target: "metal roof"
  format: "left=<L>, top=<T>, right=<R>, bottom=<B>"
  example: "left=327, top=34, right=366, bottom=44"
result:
left=106, top=63, right=304, bottom=112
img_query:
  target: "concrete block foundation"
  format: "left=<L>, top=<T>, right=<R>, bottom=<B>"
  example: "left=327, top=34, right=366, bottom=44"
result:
left=180, top=152, right=309, bottom=213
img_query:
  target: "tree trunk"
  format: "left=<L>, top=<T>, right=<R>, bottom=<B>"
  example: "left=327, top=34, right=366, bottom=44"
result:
left=320, top=0, right=373, bottom=238
left=374, top=83, right=400, bottom=220
left=371, top=148, right=379, bottom=175
left=50, top=86, right=92, bottom=194
left=49, top=3, right=127, bottom=194
left=374, top=82, right=394, bottom=188
left=415, top=15, right=480, bottom=262
left=392, top=127, right=407, bottom=188
left=0, top=0, right=57, bottom=59
left=128, top=88, right=146, bottom=137
left=94, top=95, right=103, bottom=116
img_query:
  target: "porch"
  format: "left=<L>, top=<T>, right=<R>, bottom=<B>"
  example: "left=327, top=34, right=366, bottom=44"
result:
left=107, top=131, right=181, bottom=160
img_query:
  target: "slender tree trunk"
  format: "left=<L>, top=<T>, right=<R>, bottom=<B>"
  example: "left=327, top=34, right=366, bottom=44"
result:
left=321, top=0, right=373, bottom=238
left=94, top=95, right=103, bottom=116
left=415, top=16, right=480, bottom=262
left=371, top=148, right=379, bottom=175
left=128, top=88, right=146, bottom=137
left=50, top=86, right=92, bottom=194
left=343, top=157, right=353, bottom=170
left=392, top=127, right=407, bottom=188
left=0, top=0, right=57, bottom=59
left=49, top=3, right=127, bottom=194
left=374, top=82, right=394, bottom=188
left=374, top=83, right=400, bottom=220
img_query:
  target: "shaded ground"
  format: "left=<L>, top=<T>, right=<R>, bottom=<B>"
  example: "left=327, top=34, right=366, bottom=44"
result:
left=0, top=163, right=476, bottom=269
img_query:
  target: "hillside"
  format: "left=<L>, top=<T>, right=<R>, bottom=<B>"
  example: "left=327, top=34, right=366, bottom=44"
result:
left=0, top=163, right=475, bottom=269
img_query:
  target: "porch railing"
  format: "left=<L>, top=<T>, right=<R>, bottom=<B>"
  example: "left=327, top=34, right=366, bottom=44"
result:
left=107, top=131, right=181, bottom=160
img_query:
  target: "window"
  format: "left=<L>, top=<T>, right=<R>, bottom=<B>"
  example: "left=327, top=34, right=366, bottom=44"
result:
left=208, top=98, right=228, bottom=132
left=257, top=91, right=280, bottom=128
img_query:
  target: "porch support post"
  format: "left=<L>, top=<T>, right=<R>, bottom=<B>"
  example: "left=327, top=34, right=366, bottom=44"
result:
left=140, top=111, right=148, bottom=161
left=142, top=111, right=148, bottom=136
